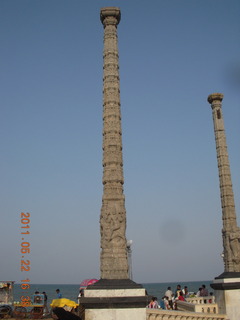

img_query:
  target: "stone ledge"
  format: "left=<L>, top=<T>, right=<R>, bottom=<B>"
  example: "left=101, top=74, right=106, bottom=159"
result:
left=214, top=272, right=240, bottom=279
left=87, top=279, right=143, bottom=290
left=211, top=282, right=240, bottom=290
left=80, top=296, right=149, bottom=309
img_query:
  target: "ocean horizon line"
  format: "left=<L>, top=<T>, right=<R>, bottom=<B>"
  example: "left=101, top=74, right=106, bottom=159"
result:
left=14, top=279, right=212, bottom=285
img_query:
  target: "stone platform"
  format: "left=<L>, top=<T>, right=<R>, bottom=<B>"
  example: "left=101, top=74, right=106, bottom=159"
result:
left=211, top=272, right=240, bottom=320
left=80, top=279, right=150, bottom=320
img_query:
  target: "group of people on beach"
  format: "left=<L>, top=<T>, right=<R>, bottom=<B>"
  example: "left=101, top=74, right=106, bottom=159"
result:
left=24, top=288, right=83, bottom=320
left=147, top=284, right=211, bottom=310
left=33, top=290, right=49, bottom=314
left=31, top=288, right=63, bottom=316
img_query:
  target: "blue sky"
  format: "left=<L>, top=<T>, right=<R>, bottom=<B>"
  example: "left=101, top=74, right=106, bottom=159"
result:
left=1, top=0, right=240, bottom=285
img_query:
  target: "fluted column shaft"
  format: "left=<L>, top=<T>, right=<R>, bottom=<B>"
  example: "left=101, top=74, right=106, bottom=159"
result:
left=208, top=93, right=240, bottom=272
left=100, top=7, right=128, bottom=279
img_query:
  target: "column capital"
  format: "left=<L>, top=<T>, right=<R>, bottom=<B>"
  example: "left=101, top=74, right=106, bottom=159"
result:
left=100, top=7, right=121, bottom=26
left=207, top=93, right=224, bottom=105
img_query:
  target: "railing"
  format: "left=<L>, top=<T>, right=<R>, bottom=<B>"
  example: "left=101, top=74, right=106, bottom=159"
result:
left=186, top=296, right=215, bottom=304
left=146, top=308, right=228, bottom=320
left=177, top=300, right=218, bottom=314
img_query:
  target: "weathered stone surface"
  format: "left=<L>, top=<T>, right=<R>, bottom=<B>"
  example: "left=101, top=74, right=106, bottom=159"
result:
left=100, top=7, right=128, bottom=279
left=208, top=93, right=240, bottom=272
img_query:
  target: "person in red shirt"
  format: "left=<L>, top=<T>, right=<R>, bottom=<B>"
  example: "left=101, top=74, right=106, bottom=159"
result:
left=178, top=291, right=185, bottom=301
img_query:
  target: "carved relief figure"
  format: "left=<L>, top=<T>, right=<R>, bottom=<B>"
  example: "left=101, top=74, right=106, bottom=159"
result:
left=100, top=202, right=126, bottom=249
left=229, top=230, right=240, bottom=269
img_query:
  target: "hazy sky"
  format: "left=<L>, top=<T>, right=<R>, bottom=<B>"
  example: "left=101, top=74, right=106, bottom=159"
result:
left=1, top=0, right=240, bottom=285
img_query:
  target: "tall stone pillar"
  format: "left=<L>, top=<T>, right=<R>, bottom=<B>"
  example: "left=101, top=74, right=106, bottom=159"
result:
left=100, top=6, right=128, bottom=280
left=208, top=93, right=240, bottom=320
left=208, top=93, right=240, bottom=273
left=80, top=8, right=149, bottom=320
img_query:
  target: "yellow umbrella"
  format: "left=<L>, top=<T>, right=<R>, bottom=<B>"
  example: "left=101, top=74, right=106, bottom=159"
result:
left=50, top=298, right=78, bottom=309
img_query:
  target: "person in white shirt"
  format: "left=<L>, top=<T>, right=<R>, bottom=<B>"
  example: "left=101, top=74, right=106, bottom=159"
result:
left=164, top=287, right=173, bottom=309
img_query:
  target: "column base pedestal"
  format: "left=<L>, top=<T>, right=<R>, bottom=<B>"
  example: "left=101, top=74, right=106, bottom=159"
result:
left=211, top=272, right=240, bottom=320
left=80, top=279, right=150, bottom=320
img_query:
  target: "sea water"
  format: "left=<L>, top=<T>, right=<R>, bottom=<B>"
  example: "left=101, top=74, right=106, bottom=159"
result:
left=13, top=280, right=212, bottom=308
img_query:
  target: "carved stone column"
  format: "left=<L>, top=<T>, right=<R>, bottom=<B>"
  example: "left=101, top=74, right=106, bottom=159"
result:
left=208, top=93, right=240, bottom=273
left=209, top=93, right=240, bottom=320
left=100, top=7, right=128, bottom=280
left=80, top=9, right=149, bottom=320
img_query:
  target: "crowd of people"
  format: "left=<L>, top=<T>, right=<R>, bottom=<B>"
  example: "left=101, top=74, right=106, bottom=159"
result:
left=147, top=284, right=212, bottom=310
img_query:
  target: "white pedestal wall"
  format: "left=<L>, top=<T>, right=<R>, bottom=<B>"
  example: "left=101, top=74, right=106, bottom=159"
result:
left=212, top=277, right=240, bottom=320
left=83, top=288, right=147, bottom=320
left=86, top=307, right=146, bottom=320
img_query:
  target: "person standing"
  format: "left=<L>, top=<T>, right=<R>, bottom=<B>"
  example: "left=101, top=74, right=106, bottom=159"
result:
left=165, top=287, right=173, bottom=309
left=200, top=284, right=209, bottom=297
left=175, top=284, right=182, bottom=298
left=42, top=291, right=49, bottom=314
left=148, top=297, right=154, bottom=308
left=163, top=296, right=171, bottom=310
left=56, top=289, right=62, bottom=299
left=77, top=289, right=84, bottom=304
left=200, top=284, right=209, bottom=304
left=182, top=286, right=189, bottom=297
left=177, top=291, right=185, bottom=301
left=159, top=297, right=165, bottom=309
left=153, top=297, right=159, bottom=308
left=196, top=287, right=202, bottom=297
